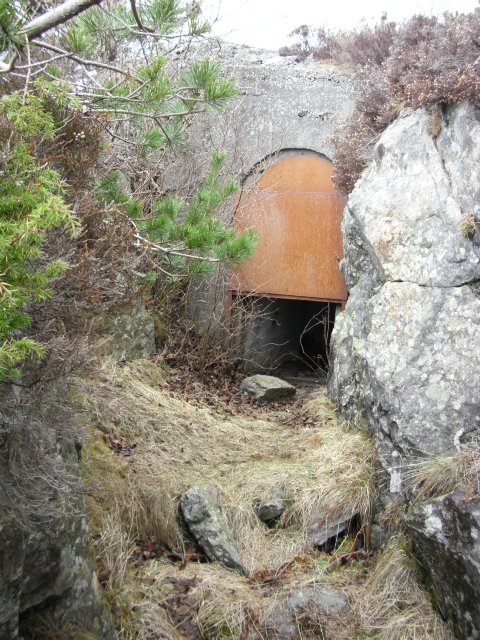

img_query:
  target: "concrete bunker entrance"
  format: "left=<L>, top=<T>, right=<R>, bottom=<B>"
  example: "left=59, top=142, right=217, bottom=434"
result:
left=230, top=152, right=347, bottom=376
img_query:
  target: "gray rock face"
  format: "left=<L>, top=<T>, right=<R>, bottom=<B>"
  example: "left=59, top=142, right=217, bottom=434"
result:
left=329, top=104, right=480, bottom=489
left=90, top=300, right=156, bottom=361
left=406, top=490, right=480, bottom=640
left=328, top=102, right=480, bottom=637
left=307, top=506, right=358, bottom=547
left=0, top=387, right=114, bottom=640
left=109, top=301, right=156, bottom=360
left=180, top=486, right=245, bottom=574
left=266, top=587, right=347, bottom=636
left=345, top=108, right=480, bottom=288
left=369, top=524, right=387, bottom=551
left=240, top=375, right=296, bottom=400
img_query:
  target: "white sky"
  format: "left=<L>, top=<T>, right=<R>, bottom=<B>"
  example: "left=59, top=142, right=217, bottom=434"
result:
left=204, top=0, right=480, bottom=50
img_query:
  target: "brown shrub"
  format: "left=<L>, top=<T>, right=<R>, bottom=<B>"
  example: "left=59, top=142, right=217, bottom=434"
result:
left=284, top=10, right=480, bottom=193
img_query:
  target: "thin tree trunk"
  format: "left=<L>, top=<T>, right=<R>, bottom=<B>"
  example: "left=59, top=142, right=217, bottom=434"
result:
left=20, top=0, right=103, bottom=39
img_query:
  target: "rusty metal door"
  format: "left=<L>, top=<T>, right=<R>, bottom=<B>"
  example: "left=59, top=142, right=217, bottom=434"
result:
left=230, top=155, right=348, bottom=302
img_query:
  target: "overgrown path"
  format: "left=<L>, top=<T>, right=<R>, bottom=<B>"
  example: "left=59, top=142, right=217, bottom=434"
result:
left=76, top=359, right=453, bottom=639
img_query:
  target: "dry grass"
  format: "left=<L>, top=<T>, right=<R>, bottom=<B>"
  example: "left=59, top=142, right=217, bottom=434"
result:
left=74, top=358, right=453, bottom=639
left=402, top=442, right=480, bottom=503
left=19, top=613, right=97, bottom=640
left=316, top=536, right=454, bottom=640
left=460, top=212, right=477, bottom=239
left=355, top=536, right=453, bottom=639
left=427, top=109, right=442, bottom=139
left=77, top=359, right=377, bottom=574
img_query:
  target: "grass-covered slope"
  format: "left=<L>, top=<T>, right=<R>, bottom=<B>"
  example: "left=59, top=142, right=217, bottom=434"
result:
left=74, top=359, right=453, bottom=639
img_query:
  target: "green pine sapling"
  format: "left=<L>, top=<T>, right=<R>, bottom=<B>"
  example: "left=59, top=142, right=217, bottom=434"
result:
left=0, top=86, right=78, bottom=379
left=95, top=150, right=259, bottom=281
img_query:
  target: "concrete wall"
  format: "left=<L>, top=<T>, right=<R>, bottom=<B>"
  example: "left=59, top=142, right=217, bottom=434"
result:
left=170, top=41, right=355, bottom=188
left=210, top=43, right=354, bottom=171
left=183, top=42, right=354, bottom=371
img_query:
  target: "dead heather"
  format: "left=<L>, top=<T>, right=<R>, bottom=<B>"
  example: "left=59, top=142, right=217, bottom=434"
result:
left=74, top=358, right=453, bottom=639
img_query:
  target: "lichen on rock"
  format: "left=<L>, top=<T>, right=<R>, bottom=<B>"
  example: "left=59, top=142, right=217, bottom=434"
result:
left=180, top=485, right=246, bottom=574
left=329, top=103, right=480, bottom=488
left=328, top=102, right=480, bottom=638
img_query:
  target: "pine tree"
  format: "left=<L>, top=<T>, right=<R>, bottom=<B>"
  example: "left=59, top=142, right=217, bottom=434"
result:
left=0, top=0, right=259, bottom=378
left=95, top=151, right=259, bottom=280
left=0, top=84, right=78, bottom=378
left=0, top=0, right=238, bottom=148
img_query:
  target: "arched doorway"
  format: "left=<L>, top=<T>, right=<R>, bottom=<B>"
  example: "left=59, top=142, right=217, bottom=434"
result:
left=231, top=153, right=347, bottom=301
left=229, top=153, right=348, bottom=374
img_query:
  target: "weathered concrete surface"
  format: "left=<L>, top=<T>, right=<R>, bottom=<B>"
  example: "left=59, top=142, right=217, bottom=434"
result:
left=406, top=490, right=480, bottom=640
left=266, top=586, right=347, bottom=636
left=180, top=486, right=246, bottom=574
left=328, top=103, right=480, bottom=638
left=240, top=374, right=296, bottom=400
left=183, top=42, right=355, bottom=179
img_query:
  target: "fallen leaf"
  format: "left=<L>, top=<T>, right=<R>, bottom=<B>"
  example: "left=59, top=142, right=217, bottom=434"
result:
left=176, top=604, right=191, bottom=616
left=98, top=569, right=112, bottom=585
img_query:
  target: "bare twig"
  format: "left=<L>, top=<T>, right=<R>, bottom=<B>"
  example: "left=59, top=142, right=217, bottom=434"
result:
left=22, top=36, right=31, bottom=107
left=29, top=40, right=140, bottom=79
left=133, top=232, right=220, bottom=262
left=0, top=50, right=19, bottom=74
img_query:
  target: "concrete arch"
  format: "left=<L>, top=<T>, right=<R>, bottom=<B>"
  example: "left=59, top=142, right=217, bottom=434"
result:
left=240, top=148, right=333, bottom=187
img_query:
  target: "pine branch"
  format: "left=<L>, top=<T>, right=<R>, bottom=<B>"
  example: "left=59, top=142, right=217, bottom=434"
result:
left=134, top=233, right=221, bottom=262
left=129, top=0, right=154, bottom=33
left=30, top=40, right=139, bottom=78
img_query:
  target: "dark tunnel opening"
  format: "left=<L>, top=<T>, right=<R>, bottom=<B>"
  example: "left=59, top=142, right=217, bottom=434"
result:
left=235, top=296, right=340, bottom=378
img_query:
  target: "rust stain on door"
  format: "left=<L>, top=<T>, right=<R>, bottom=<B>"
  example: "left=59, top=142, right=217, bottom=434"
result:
left=231, top=154, right=348, bottom=302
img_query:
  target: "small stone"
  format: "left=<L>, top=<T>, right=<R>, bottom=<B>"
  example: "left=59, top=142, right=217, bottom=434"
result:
left=266, top=587, right=347, bottom=636
left=258, top=498, right=285, bottom=522
left=239, top=375, right=296, bottom=401
left=257, top=488, right=287, bottom=522
left=307, top=506, right=358, bottom=547
left=180, top=486, right=245, bottom=574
